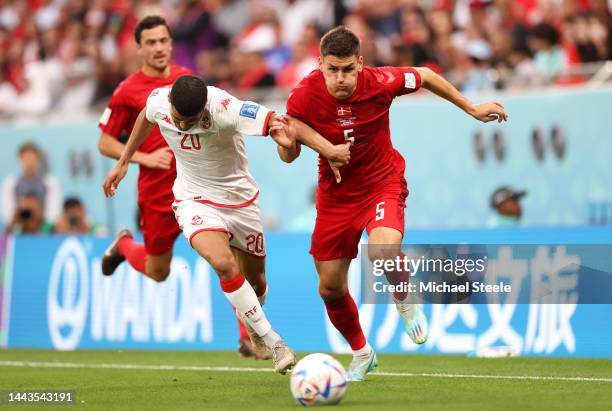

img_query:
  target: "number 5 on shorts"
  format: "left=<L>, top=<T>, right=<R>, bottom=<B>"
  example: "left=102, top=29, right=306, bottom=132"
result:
left=375, top=201, right=385, bottom=221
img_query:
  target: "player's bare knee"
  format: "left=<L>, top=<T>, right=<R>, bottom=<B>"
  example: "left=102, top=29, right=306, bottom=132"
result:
left=368, top=246, right=399, bottom=263
left=147, top=265, right=170, bottom=282
left=209, top=255, right=239, bottom=278
left=318, top=283, right=346, bottom=301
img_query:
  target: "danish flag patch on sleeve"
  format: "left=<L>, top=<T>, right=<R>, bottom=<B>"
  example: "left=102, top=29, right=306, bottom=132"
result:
left=99, top=107, right=111, bottom=125
left=404, top=72, right=416, bottom=89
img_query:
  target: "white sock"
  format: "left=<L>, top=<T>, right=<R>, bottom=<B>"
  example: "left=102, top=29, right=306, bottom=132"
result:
left=262, top=329, right=281, bottom=347
left=353, top=343, right=372, bottom=359
left=224, top=280, right=272, bottom=337
left=255, top=287, right=281, bottom=347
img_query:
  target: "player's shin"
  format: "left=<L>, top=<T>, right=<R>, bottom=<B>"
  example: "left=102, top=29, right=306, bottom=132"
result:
left=220, top=273, right=280, bottom=347
left=324, top=293, right=378, bottom=381
left=117, top=236, right=147, bottom=273
left=384, top=252, right=410, bottom=302
left=234, top=283, right=272, bottom=360
left=324, top=292, right=367, bottom=350
left=221, top=273, right=295, bottom=373
left=385, top=253, right=429, bottom=344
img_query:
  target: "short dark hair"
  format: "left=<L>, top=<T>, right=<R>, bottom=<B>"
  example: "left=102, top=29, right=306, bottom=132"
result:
left=170, top=75, right=208, bottom=117
left=63, top=197, right=83, bottom=210
left=320, top=26, right=360, bottom=58
left=135, top=15, right=171, bottom=44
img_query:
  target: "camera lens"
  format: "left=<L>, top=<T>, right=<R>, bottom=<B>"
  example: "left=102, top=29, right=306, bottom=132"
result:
left=18, top=209, right=32, bottom=220
left=68, top=216, right=79, bottom=227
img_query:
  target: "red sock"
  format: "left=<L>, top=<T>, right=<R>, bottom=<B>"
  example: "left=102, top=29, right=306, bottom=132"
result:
left=324, top=292, right=366, bottom=350
left=384, top=252, right=410, bottom=302
left=236, top=314, right=250, bottom=340
left=219, top=273, right=245, bottom=292
left=118, top=236, right=147, bottom=273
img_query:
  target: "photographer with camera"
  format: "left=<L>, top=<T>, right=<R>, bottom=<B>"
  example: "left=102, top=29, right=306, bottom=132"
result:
left=4, top=192, right=53, bottom=234
left=53, top=197, right=105, bottom=235
left=1, top=142, right=62, bottom=231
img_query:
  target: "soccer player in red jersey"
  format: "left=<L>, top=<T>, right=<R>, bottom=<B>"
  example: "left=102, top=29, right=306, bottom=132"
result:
left=282, top=26, right=508, bottom=381
left=97, top=16, right=255, bottom=357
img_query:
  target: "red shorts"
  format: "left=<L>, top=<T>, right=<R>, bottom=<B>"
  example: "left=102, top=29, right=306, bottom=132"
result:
left=139, top=203, right=181, bottom=256
left=311, top=178, right=409, bottom=261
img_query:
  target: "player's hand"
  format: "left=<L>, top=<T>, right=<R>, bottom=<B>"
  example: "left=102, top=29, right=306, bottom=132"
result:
left=269, top=123, right=295, bottom=149
left=329, top=160, right=343, bottom=184
left=274, top=114, right=296, bottom=138
left=325, top=143, right=350, bottom=184
left=143, top=147, right=173, bottom=169
left=468, top=101, right=509, bottom=123
left=103, top=161, right=129, bottom=198
left=326, top=142, right=351, bottom=168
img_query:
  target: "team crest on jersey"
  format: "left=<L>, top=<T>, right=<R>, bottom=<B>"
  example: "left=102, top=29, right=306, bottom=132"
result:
left=239, top=103, right=260, bottom=119
left=336, top=105, right=355, bottom=126
left=162, top=114, right=172, bottom=125
left=220, top=98, right=231, bottom=110
left=191, top=215, right=203, bottom=226
left=201, top=113, right=211, bottom=129
left=337, top=106, right=352, bottom=117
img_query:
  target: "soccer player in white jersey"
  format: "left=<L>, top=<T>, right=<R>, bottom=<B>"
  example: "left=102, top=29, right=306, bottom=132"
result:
left=103, top=75, right=350, bottom=373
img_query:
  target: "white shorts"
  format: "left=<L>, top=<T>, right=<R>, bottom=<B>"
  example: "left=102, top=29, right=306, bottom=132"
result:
left=173, top=199, right=266, bottom=258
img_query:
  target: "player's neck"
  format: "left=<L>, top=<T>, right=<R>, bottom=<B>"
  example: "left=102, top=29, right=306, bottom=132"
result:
left=141, top=64, right=171, bottom=78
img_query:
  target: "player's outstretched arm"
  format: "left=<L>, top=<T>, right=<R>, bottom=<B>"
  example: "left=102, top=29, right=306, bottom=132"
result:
left=98, top=133, right=172, bottom=170
left=415, top=67, right=509, bottom=123
left=276, top=142, right=301, bottom=163
left=277, top=115, right=351, bottom=183
left=102, top=109, right=155, bottom=197
left=266, top=113, right=302, bottom=163
left=279, top=115, right=351, bottom=167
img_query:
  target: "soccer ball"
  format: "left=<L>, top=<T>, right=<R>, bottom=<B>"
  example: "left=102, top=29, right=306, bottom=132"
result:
left=290, top=353, right=348, bottom=406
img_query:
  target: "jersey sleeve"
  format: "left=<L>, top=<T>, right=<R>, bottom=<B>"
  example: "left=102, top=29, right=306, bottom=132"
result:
left=286, top=85, right=308, bottom=121
left=98, top=86, right=133, bottom=138
left=209, top=87, right=272, bottom=136
left=383, top=66, right=422, bottom=99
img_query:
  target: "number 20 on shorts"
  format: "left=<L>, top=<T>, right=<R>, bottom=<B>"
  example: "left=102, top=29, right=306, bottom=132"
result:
left=245, top=233, right=264, bottom=254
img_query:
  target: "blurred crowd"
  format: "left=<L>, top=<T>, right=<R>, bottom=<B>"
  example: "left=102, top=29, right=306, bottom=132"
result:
left=0, top=0, right=611, bottom=120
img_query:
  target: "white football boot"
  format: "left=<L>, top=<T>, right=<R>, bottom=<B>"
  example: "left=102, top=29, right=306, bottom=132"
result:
left=347, top=348, right=378, bottom=382
left=395, top=302, right=428, bottom=344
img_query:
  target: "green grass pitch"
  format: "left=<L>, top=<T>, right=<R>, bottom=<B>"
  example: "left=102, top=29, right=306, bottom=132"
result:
left=1, top=350, right=611, bottom=410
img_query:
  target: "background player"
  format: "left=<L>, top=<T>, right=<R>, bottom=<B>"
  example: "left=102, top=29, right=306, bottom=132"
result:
left=97, top=15, right=255, bottom=357
left=282, top=26, right=508, bottom=381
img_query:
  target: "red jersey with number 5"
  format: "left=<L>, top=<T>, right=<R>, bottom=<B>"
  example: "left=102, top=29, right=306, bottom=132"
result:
left=286, top=66, right=421, bottom=201
left=98, top=65, right=191, bottom=211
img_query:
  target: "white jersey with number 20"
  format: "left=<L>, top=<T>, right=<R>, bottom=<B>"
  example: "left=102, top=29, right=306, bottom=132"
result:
left=145, top=86, right=272, bottom=207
